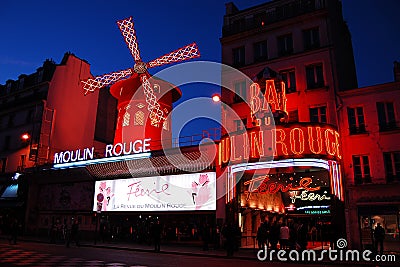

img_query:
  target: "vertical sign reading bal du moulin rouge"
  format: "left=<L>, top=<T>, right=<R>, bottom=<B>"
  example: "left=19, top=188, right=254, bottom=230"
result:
left=93, top=172, right=216, bottom=212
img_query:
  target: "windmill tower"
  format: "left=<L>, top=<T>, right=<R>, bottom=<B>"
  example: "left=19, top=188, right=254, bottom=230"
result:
left=81, top=17, right=200, bottom=148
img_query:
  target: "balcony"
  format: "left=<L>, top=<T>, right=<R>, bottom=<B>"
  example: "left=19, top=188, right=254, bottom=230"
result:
left=222, top=0, right=326, bottom=37
left=379, top=121, right=399, bottom=132
left=349, top=125, right=367, bottom=135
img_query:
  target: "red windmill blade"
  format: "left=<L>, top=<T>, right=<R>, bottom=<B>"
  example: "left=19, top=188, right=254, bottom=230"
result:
left=81, top=16, right=200, bottom=126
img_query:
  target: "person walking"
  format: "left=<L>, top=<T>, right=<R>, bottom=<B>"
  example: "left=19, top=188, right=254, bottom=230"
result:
left=66, top=219, right=80, bottom=247
left=9, top=218, right=18, bottom=245
left=279, top=222, right=290, bottom=250
left=297, top=221, right=308, bottom=251
left=151, top=220, right=162, bottom=252
left=269, top=221, right=280, bottom=250
left=374, top=223, right=385, bottom=254
left=222, top=223, right=236, bottom=257
left=256, top=222, right=267, bottom=250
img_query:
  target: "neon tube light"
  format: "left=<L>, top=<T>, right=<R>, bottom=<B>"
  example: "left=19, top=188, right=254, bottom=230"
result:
left=52, top=152, right=151, bottom=170
left=230, top=158, right=330, bottom=174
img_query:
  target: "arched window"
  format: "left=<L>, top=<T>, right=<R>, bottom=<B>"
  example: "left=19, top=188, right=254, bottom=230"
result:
left=134, top=111, right=145, bottom=126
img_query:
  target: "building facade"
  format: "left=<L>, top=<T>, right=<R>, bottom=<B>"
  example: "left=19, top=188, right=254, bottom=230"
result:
left=219, top=0, right=399, bottom=252
left=338, top=63, right=400, bottom=251
left=0, top=52, right=117, bottom=232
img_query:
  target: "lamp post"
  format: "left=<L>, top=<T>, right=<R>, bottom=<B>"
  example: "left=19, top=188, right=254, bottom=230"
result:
left=212, top=94, right=221, bottom=103
left=21, top=133, right=30, bottom=141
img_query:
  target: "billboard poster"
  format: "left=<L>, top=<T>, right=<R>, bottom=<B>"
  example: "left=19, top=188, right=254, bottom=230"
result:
left=93, top=172, right=216, bottom=212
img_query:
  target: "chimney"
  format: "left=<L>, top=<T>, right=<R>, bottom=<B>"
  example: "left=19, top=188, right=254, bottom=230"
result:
left=225, top=2, right=239, bottom=15
left=394, top=61, right=400, bottom=82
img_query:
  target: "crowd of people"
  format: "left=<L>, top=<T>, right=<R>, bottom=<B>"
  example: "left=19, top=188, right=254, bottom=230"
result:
left=256, top=219, right=309, bottom=251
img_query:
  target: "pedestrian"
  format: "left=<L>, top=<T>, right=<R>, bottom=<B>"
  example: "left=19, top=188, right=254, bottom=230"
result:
left=201, top=223, right=211, bottom=251
left=222, top=223, right=236, bottom=257
left=269, top=221, right=280, bottom=250
left=279, top=222, right=290, bottom=250
left=66, top=218, right=80, bottom=247
left=151, top=220, right=162, bottom=252
left=256, top=222, right=267, bottom=250
left=297, top=221, right=308, bottom=251
left=374, top=223, right=385, bottom=254
left=9, top=218, right=18, bottom=245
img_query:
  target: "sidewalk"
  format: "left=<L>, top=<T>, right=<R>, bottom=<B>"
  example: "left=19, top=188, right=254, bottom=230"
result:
left=1, top=234, right=398, bottom=266
left=1, top=234, right=257, bottom=260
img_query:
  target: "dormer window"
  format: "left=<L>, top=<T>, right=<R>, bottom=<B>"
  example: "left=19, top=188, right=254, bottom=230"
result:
left=18, top=77, right=25, bottom=90
left=6, top=81, right=12, bottom=94
left=37, top=69, right=43, bottom=83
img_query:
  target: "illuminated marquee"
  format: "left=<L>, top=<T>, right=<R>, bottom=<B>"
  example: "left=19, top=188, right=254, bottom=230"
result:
left=93, top=172, right=216, bottom=212
left=218, top=124, right=341, bottom=165
left=240, top=171, right=332, bottom=214
left=54, top=138, right=151, bottom=164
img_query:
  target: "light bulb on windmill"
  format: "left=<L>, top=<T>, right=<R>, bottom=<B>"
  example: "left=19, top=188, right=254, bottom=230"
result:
left=80, top=17, right=200, bottom=147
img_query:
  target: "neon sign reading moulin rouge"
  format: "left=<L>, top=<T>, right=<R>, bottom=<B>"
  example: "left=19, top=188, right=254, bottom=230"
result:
left=54, top=138, right=151, bottom=164
left=219, top=125, right=341, bottom=164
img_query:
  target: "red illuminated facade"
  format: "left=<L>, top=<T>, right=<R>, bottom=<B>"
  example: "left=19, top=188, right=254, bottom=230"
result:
left=338, top=66, right=400, bottom=251
left=219, top=0, right=355, bottom=248
left=219, top=0, right=399, bottom=253
left=0, top=0, right=398, bottom=253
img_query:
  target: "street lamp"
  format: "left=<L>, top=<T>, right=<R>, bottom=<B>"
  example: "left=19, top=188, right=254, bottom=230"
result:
left=21, top=133, right=30, bottom=141
left=212, top=94, right=221, bottom=103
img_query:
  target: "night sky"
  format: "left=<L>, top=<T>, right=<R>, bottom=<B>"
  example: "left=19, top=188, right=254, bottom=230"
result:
left=0, top=0, right=399, bottom=138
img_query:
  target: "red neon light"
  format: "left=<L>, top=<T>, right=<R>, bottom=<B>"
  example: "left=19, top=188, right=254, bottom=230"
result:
left=290, top=127, right=305, bottom=155
left=250, top=80, right=288, bottom=116
left=244, top=176, right=320, bottom=200
left=218, top=125, right=341, bottom=165
left=80, top=16, right=200, bottom=127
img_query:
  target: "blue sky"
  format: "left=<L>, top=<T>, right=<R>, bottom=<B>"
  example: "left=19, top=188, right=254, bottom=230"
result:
left=0, top=0, right=399, bottom=138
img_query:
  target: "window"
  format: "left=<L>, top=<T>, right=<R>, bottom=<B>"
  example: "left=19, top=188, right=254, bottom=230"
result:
left=309, top=106, right=326, bottom=123
left=303, top=27, right=320, bottom=50
left=384, top=152, right=400, bottom=183
left=6, top=81, right=12, bottom=94
left=234, top=81, right=247, bottom=102
left=288, top=110, right=299, bottom=123
left=280, top=69, right=296, bottom=93
left=7, top=114, right=15, bottom=127
left=1, top=158, right=6, bottom=173
left=18, top=154, right=26, bottom=172
left=377, top=102, right=397, bottom=131
left=37, top=69, right=44, bottom=83
left=306, top=64, right=325, bottom=89
left=347, top=107, right=366, bottom=134
left=18, top=77, right=25, bottom=90
left=3, top=136, right=11, bottom=151
left=253, top=41, right=268, bottom=62
left=26, top=109, right=34, bottom=124
left=233, top=46, right=245, bottom=67
left=134, top=111, right=145, bottom=126
left=352, top=155, right=371, bottom=184
left=277, top=34, right=293, bottom=56
left=122, top=105, right=131, bottom=127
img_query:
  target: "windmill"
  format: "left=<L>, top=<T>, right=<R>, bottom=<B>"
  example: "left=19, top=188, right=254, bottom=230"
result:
left=80, top=17, right=200, bottom=146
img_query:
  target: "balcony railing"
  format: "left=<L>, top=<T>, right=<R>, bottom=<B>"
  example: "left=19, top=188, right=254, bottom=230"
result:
left=379, top=122, right=399, bottom=132
left=349, top=125, right=367, bottom=135
left=222, top=0, right=326, bottom=37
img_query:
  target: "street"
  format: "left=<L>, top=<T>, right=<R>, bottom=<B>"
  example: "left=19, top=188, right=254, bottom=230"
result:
left=0, top=240, right=393, bottom=267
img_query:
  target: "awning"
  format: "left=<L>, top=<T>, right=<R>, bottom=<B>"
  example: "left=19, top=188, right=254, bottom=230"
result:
left=0, top=184, right=18, bottom=198
left=0, top=200, right=24, bottom=208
